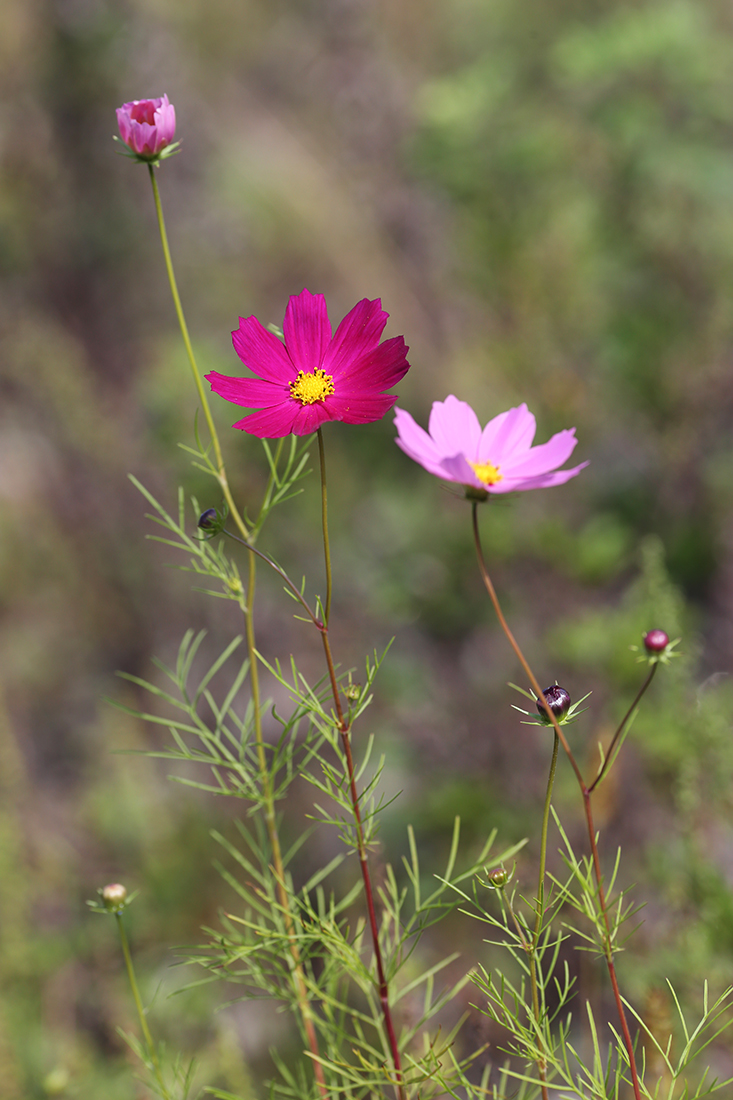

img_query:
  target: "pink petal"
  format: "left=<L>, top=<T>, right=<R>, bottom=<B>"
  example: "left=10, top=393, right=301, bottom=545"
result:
left=492, top=461, right=590, bottom=492
left=335, top=336, right=410, bottom=391
left=233, top=402, right=301, bottom=438
left=116, top=107, right=132, bottom=144
left=428, top=396, right=482, bottom=460
left=322, top=298, right=389, bottom=378
left=206, top=372, right=288, bottom=408
left=394, top=408, right=448, bottom=477
left=326, top=392, right=397, bottom=424
left=480, top=404, right=535, bottom=464
left=500, top=429, right=578, bottom=477
left=283, top=289, right=332, bottom=373
left=232, top=316, right=295, bottom=382
left=438, top=453, right=483, bottom=485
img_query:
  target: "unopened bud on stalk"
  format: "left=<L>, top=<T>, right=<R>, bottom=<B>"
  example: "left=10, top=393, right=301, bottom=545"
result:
left=198, top=508, right=219, bottom=530
left=115, top=95, right=178, bottom=162
left=101, top=883, right=127, bottom=910
left=536, top=684, right=572, bottom=722
left=488, top=868, right=509, bottom=889
left=643, top=629, right=669, bottom=653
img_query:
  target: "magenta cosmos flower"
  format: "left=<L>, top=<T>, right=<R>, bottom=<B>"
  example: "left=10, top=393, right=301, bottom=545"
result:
left=116, top=95, right=176, bottom=158
left=394, top=395, right=588, bottom=495
left=206, top=288, right=410, bottom=438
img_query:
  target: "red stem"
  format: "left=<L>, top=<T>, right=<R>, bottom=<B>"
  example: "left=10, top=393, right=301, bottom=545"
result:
left=319, top=629, right=405, bottom=1100
left=471, top=503, right=642, bottom=1100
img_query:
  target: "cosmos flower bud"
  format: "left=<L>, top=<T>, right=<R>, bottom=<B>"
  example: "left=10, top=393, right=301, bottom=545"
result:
left=643, top=629, right=669, bottom=653
left=198, top=508, right=220, bottom=531
left=488, top=868, right=509, bottom=889
left=536, top=684, right=572, bottom=722
left=115, top=95, right=177, bottom=161
left=101, top=883, right=127, bottom=911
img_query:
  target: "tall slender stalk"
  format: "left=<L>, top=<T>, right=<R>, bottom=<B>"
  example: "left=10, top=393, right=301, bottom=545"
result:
left=471, top=502, right=643, bottom=1100
left=316, top=428, right=405, bottom=1100
left=147, top=165, right=326, bottom=1096
left=116, top=910, right=171, bottom=1100
left=529, top=731, right=559, bottom=1100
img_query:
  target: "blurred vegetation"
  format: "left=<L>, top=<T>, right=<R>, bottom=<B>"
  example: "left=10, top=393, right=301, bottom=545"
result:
left=2, top=0, right=733, bottom=1094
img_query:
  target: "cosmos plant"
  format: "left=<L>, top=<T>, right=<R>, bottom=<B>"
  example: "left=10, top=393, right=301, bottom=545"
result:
left=97, top=92, right=731, bottom=1100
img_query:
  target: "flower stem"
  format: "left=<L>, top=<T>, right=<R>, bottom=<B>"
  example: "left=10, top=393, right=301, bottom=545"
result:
left=529, top=730, right=559, bottom=1100
left=589, top=663, right=657, bottom=793
left=115, top=911, right=170, bottom=1100
left=316, top=431, right=404, bottom=1099
left=147, top=164, right=249, bottom=544
left=147, top=168, right=325, bottom=1095
left=471, top=503, right=642, bottom=1100
left=317, top=429, right=333, bottom=626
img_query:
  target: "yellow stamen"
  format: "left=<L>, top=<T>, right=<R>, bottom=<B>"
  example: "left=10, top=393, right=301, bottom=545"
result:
left=289, top=368, right=335, bottom=405
left=469, top=460, right=503, bottom=486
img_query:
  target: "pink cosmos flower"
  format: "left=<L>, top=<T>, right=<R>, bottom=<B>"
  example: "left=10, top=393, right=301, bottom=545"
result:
left=116, top=95, right=176, bottom=158
left=394, top=395, right=588, bottom=495
left=207, top=288, right=410, bottom=438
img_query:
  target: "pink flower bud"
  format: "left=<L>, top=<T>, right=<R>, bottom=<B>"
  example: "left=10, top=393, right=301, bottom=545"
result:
left=643, top=629, right=669, bottom=653
left=116, top=95, right=176, bottom=159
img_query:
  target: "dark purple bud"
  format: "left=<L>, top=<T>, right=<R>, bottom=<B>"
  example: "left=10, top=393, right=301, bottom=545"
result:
left=536, top=685, right=572, bottom=721
left=643, top=629, right=669, bottom=653
left=198, top=508, right=219, bottom=530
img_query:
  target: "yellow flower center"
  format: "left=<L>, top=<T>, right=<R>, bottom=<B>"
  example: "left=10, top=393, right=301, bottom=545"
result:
left=469, top=460, right=503, bottom=486
left=289, top=368, right=335, bottom=405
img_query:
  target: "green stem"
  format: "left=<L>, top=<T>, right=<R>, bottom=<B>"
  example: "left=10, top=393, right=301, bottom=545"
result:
left=115, top=911, right=170, bottom=1099
left=528, top=731, right=558, bottom=1100
left=147, top=164, right=250, bottom=544
left=317, top=429, right=332, bottom=625
left=589, top=663, right=657, bottom=793
left=147, top=168, right=326, bottom=1094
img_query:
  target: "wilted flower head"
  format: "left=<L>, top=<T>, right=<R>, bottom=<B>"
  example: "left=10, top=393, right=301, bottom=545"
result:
left=116, top=95, right=177, bottom=160
left=394, top=395, right=587, bottom=498
left=206, top=288, right=410, bottom=438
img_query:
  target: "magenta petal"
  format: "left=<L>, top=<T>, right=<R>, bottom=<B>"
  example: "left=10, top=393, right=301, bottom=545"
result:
left=323, top=298, right=388, bottom=377
left=207, top=371, right=288, bottom=408
left=232, top=316, right=294, bottom=382
left=283, top=289, right=332, bottom=373
left=326, top=392, right=397, bottom=424
left=336, top=336, right=410, bottom=391
left=233, top=403, right=301, bottom=438
left=290, top=403, right=333, bottom=435
left=428, top=396, right=482, bottom=460
left=501, top=429, right=578, bottom=477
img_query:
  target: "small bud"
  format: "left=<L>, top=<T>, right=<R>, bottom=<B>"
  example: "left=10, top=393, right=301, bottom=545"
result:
left=198, top=508, right=219, bottom=530
left=643, top=629, right=669, bottom=653
left=536, top=684, right=572, bottom=722
left=344, top=683, right=361, bottom=703
left=115, top=95, right=177, bottom=161
left=101, top=883, right=127, bottom=911
left=488, top=868, right=509, bottom=889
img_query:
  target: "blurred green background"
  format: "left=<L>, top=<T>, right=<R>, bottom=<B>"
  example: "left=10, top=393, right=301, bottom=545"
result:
left=3, top=0, right=733, bottom=1094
